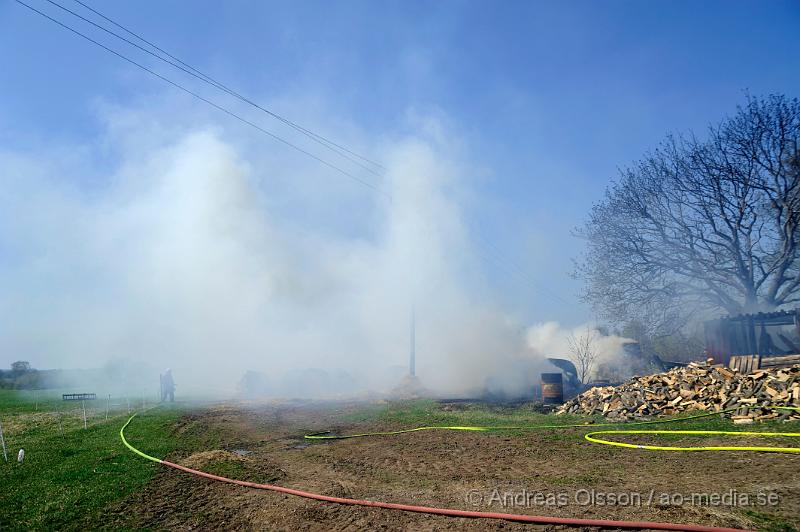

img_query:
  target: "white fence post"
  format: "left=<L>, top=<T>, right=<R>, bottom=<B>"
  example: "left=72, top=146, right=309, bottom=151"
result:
left=0, top=421, right=7, bottom=462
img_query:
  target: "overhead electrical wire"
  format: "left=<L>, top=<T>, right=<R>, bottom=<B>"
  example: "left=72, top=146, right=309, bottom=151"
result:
left=472, top=232, right=572, bottom=305
left=43, top=0, right=386, bottom=178
left=14, top=0, right=573, bottom=306
left=14, top=0, right=389, bottom=198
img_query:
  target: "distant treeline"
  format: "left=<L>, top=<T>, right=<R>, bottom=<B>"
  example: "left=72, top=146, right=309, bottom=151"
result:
left=0, top=359, right=156, bottom=391
left=0, top=361, right=88, bottom=390
left=0, top=361, right=44, bottom=389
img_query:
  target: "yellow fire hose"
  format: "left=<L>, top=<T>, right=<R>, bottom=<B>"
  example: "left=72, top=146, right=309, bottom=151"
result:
left=305, top=406, right=800, bottom=452
left=121, top=407, right=800, bottom=531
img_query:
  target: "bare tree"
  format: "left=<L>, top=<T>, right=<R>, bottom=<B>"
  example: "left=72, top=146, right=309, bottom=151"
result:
left=567, top=326, right=599, bottom=384
left=576, top=94, right=800, bottom=333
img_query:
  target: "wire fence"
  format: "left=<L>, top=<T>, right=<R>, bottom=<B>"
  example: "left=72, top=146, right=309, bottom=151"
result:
left=0, top=387, right=161, bottom=463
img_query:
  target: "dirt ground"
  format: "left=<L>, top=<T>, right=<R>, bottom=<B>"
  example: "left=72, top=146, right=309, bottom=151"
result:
left=111, top=402, right=800, bottom=531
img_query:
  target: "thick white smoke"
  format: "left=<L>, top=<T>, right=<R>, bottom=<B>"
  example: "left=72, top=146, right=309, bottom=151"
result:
left=526, top=321, right=636, bottom=380
left=0, top=107, right=545, bottom=398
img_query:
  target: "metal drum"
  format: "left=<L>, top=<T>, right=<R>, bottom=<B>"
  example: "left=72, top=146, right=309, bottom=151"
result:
left=541, top=373, right=564, bottom=404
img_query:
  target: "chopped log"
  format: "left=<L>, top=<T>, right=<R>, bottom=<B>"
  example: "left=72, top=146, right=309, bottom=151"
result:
left=556, top=362, right=800, bottom=422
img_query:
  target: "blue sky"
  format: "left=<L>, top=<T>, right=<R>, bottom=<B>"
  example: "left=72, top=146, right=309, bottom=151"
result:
left=1, top=1, right=799, bottom=375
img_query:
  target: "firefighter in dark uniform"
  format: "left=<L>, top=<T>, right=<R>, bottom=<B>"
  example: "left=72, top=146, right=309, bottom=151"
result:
left=160, top=368, right=175, bottom=402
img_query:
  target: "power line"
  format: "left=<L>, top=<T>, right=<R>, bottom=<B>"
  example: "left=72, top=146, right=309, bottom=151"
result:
left=14, top=0, right=390, bottom=198
left=472, top=232, right=572, bottom=305
left=56, top=0, right=386, bottom=177
left=15, top=0, right=570, bottom=308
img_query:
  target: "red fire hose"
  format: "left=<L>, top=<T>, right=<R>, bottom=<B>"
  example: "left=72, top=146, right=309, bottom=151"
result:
left=160, top=459, right=750, bottom=531
left=122, top=414, right=752, bottom=531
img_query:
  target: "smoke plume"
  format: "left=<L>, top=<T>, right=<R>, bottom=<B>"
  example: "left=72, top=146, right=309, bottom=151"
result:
left=0, top=104, right=552, bottom=398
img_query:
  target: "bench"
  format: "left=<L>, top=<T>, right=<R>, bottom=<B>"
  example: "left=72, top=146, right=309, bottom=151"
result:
left=62, top=393, right=97, bottom=401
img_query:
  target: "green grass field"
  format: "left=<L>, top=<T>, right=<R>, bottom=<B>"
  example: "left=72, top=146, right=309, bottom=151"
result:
left=359, top=398, right=798, bottom=434
left=0, top=389, right=194, bottom=531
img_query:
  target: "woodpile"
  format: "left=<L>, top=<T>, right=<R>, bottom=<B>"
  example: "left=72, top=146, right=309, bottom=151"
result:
left=556, top=360, right=800, bottom=422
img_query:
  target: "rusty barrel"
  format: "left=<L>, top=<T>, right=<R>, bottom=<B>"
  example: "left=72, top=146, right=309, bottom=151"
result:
left=541, top=373, right=564, bottom=404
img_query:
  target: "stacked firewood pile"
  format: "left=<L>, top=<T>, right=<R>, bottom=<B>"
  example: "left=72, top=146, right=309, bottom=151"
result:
left=556, top=361, right=800, bottom=423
